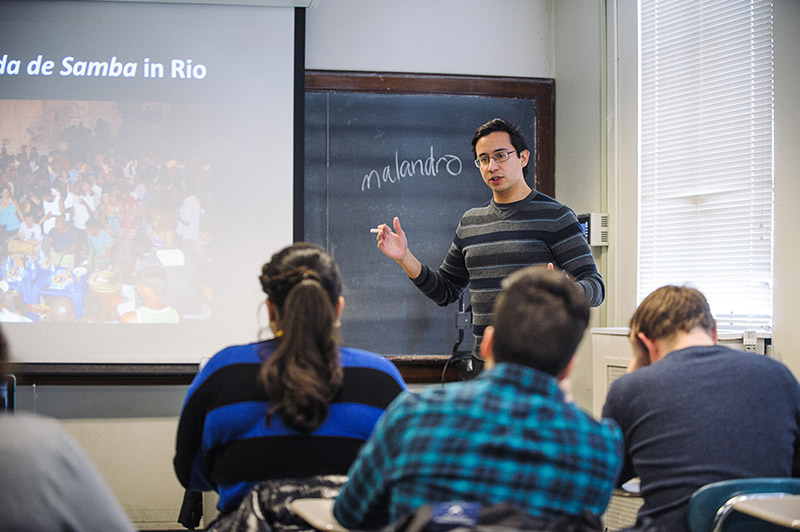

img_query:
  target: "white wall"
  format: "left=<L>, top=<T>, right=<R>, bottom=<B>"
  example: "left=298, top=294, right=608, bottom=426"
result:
left=551, top=0, right=605, bottom=409
left=771, top=0, right=800, bottom=377
left=305, top=0, right=553, bottom=77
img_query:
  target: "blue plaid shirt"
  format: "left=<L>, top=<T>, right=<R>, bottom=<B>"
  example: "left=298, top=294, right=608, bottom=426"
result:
left=333, top=362, right=623, bottom=529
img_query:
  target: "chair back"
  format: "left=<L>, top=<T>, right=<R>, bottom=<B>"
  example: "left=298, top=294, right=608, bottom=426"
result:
left=686, top=477, right=800, bottom=532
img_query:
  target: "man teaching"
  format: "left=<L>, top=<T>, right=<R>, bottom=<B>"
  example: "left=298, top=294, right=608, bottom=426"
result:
left=374, top=118, right=605, bottom=356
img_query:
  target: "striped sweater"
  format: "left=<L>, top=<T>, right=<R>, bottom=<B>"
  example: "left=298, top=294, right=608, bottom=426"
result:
left=174, top=339, right=407, bottom=513
left=413, top=190, right=604, bottom=354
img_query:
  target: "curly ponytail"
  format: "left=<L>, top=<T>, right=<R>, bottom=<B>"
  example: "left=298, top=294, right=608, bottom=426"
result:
left=258, top=244, right=344, bottom=433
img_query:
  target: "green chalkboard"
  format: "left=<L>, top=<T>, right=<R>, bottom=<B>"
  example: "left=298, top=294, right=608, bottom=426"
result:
left=303, top=71, right=554, bottom=356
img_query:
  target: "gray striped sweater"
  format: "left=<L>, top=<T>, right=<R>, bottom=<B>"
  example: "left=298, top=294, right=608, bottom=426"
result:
left=412, top=190, right=605, bottom=355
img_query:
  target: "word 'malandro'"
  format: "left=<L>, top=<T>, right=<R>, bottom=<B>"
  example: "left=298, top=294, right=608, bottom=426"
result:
left=362, top=146, right=463, bottom=191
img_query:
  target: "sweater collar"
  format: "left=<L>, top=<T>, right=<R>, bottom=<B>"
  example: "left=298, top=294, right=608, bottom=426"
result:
left=490, top=189, right=538, bottom=218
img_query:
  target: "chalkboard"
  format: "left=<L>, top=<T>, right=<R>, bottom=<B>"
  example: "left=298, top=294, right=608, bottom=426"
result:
left=303, top=71, right=555, bottom=356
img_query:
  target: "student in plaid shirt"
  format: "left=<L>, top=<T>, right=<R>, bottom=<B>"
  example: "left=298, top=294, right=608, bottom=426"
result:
left=333, top=266, right=623, bottom=529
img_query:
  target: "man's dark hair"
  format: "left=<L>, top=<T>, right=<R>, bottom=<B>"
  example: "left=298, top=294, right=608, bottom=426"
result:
left=471, top=118, right=530, bottom=178
left=491, top=266, right=590, bottom=376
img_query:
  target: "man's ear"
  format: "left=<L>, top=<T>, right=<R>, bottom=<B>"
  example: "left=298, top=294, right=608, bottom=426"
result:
left=335, top=296, right=345, bottom=320
left=519, top=149, right=530, bottom=169
left=637, top=331, right=660, bottom=364
left=557, top=356, right=576, bottom=382
left=480, top=326, right=496, bottom=370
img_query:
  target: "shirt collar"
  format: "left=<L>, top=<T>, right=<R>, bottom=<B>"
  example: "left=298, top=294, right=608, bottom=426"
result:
left=482, top=362, right=563, bottom=399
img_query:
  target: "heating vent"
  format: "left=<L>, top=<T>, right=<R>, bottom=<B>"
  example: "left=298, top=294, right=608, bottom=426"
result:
left=577, top=213, right=609, bottom=247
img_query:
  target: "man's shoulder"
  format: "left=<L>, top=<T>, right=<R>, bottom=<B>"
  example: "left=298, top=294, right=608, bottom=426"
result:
left=604, top=361, right=661, bottom=406
left=554, top=394, right=624, bottom=450
left=604, top=344, right=799, bottom=409
left=407, top=378, right=479, bottom=404
left=523, top=193, right=576, bottom=219
left=720, top=346, right=799, bottom=382
left=387, top=378, right=485, bottom=419
left=0, top=414, right=77, bottom=457
left=685, top=344, right=792, bottom=374
left=605, top=345, right=712, bottom=392
left=528, top=190, right=559, bottom=204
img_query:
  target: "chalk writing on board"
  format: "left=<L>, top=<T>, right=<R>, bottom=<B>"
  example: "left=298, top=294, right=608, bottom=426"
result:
left=361, top=146, right=463, bottom=191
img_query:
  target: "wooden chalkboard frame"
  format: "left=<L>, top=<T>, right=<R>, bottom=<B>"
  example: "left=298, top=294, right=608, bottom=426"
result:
left=304, top=70, right=555, bottom=198
left=302, top=70, right=556, bottom=381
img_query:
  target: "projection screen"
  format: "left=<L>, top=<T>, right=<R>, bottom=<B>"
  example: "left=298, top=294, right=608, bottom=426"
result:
left=0, top=1, right=297, bottom=364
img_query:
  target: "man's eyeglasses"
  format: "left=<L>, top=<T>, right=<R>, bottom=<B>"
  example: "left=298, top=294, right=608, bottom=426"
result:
left=474, top=150, right=517, bottom=168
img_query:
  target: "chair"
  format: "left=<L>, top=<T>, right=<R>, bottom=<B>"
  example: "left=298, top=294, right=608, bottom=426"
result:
left=687, top=478, right=800, bottom=532
left=604, top=479, right=643, bottom=531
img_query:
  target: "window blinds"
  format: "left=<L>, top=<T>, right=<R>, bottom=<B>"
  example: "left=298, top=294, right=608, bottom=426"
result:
left=638, top=0, right=774, bottom=329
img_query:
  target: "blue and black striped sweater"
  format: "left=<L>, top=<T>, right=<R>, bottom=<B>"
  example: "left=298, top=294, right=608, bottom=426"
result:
left=174, top=339, right=406, bottom=513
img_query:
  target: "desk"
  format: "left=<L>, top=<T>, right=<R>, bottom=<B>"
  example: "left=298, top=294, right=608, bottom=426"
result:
left=290, top=499, right=348, bottom=532
left=731, top=494, right=800, bottom=529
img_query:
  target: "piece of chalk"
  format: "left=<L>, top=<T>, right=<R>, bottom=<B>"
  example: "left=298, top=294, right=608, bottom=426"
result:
left=370, top=228, right=381, bottom=233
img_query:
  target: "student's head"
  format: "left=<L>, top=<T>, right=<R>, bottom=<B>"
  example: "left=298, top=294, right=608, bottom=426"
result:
left=471, top=118, right=530, bottom=178
left=485, top=266, right=590, bottom=377
left=259, top=242, right=342, bottom=316
left=628, top=285, right=716, bottom=351
left=258, top=242, right=344, bottom=433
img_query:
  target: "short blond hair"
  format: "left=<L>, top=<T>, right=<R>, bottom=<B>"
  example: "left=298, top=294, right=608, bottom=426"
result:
left=629, top=285, right=716, bottom=348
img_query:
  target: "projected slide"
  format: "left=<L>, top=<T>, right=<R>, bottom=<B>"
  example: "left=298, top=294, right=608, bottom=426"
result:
left=0, top=1, right=296, bottom=363
left=0, top=99, right=215, bottom=324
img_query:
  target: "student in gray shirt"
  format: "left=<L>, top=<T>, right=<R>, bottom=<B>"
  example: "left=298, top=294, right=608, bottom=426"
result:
left=0, top=327, right=135, bottom=532
left=603, top=285, right=800, bottom=532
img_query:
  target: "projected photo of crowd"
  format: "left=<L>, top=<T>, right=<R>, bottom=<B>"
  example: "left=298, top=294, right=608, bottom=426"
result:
left=0, top=100, right=212, bottom=323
